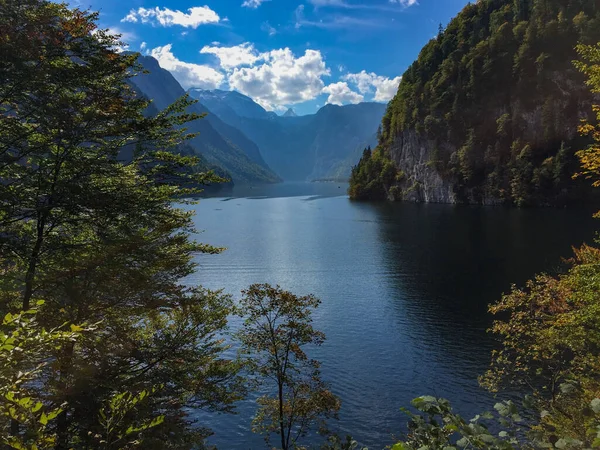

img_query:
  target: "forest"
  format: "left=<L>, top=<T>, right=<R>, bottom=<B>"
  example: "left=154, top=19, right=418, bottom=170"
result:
left=350, top=0, right=600, bottom=205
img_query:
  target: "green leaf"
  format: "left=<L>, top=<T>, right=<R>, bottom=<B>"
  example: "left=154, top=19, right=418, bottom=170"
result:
left=456, top=437, right=469, bottom=448
left=559, top=382, right=576, bottom=395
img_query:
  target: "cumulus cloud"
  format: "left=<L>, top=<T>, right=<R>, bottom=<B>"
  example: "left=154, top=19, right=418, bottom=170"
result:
left=242, top=0, right=270, bottom=8
left=150, top=44, right=224, bottom=89
left=343, top=70, right=401, bottom=102
left=122, top=6, right=220, bottom=28
left=322, top=82, right=363, bottom=105
left=200, top=43, right=261, bottom=70
left=228, top=48, right=330, bottom=111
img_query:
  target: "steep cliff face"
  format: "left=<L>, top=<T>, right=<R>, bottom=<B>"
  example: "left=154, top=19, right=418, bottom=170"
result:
left=386, top=130, right=457, bottom=203
left=387, top=95, right=593, bottom=205
left=350, top=0, right=600, bottom=205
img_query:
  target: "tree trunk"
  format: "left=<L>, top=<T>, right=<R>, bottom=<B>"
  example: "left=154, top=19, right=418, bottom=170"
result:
left=55, top=341, right=75, bottom=450
left=278, top=380, right=286, bottom=450
left=22, top=210, right=47, bottom=310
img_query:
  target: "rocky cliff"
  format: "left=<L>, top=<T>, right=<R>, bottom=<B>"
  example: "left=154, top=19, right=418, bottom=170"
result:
left=350, top=0, right=600, bottom=205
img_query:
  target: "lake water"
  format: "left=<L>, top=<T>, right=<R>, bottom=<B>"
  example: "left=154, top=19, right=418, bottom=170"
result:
left=185, top=182, right=598, bottom=449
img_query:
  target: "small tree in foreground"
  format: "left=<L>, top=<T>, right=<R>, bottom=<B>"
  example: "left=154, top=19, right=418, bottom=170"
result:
left=237, top=284, right=340, bottom=450
left=391, top=395, right=600, bottom=450
left=574, top=42, right=600, bottom=211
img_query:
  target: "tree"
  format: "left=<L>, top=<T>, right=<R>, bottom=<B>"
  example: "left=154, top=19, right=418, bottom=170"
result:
left=390, top=394, right=600, bottom=450
left=351, top=0, right=600, bottom=206
left=0, top=305, right=167, bottom=450
left=0, top=1, right=241, bottom=447
left=0, top=304, right=80, bottom=449
left=391, top=39, right=600, bottom=450
left=479, top=243, right=600, bottom=444
left=237, top=284, right=340, bottom=450
left=574, top=42, right=600, bottom=210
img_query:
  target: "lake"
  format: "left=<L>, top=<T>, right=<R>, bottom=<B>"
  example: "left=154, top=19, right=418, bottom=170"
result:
left=185, top=182, right=598, bottom=449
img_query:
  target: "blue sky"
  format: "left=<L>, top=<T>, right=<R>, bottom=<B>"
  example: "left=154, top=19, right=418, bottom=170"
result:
left=75, top=0, right=470, bottom=115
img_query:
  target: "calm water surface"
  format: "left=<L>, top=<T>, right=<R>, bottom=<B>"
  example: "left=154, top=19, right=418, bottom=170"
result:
left=186, top=182, right=598, bottom=449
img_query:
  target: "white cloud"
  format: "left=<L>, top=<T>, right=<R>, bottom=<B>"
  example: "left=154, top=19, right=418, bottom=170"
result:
left=200, top=43, right=261, bottom=70
left=150, top=44, right=224, bottom=89
left=322, top=82, right=363, bottom=105
left=122, top=6, right=220, bottom=28
left=140, top=42, right=147, bottom=52
left=228, top=48, right=330, bottom=111
left=343, top=70, right=401, bottom=102
left=389, top=0, right=418, bottom=7
left=295, top=4, right=381, bottom=29
left=261, top=21, right=277, bottom=36
left=309, top=0, right=363, bottom=8
left=242, top=0, right=270, bottom=8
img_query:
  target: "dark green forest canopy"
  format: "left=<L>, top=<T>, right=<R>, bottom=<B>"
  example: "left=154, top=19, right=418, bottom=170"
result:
left=350, top=0, right=600, bottom=205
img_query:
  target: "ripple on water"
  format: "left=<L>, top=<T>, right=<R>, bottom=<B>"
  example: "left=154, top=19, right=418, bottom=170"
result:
left=184, top=187, right=598, bottom=449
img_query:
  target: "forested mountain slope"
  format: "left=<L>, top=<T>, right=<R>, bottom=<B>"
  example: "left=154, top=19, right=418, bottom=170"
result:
left=189, top=89, right=386, bottom=181
left=132, top=56, right=280, bottom=184
left=350, top=0, right=600, bottom=205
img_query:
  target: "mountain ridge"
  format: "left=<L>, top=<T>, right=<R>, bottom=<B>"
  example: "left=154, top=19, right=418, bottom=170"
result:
left=189, top=88, right=386, bottom=181
left=131, top=56, right=280, bottom=184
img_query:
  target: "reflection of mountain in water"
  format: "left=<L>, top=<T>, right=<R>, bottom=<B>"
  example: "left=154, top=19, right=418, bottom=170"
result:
left=368, top=202, right=599, bottom=373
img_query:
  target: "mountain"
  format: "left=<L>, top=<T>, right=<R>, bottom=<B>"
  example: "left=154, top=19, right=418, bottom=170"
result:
left=188, top=88, right=274, bottom=120
left=282, top=108, right=297, bottom=118
left=349, top=0, right=600, bottom=206
left=131, top=57, right=280, bottom=184
left=188, top=89, right=386, bottom=181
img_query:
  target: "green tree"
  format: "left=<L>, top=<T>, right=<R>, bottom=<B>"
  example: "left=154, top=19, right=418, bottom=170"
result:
left=0, top=304, right=80, bottom=449
left=237, top=284, right=340, bottom=450
left=480, top=243, right=600, bottom=444
left=351, top=0, right=600, bottom=205
left=391, top=394, right=600, bottom=450
left=574, top=42, right=600, bottom=204
left=0, top=305, right=166, bottom=450
left=0, top=1, right=241, bottom=447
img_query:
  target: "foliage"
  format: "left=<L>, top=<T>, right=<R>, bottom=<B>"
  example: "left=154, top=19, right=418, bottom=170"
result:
left=392, top=395, right=600, bottom=450
left=349, top=147, right=399, bottom=200
left=480, top=243, right=600, bottom=444
left=0, top=0, right=242, bottom=447
left=573, top=43, right=600, bottom=215
left=0, top=306, right=166, bottom=450
left=96, top=387, right=165, bottom=450
left=0, top=304, right=81, bottom=449
left=351, top=0, right=600, bottom=204
left=237, top=284, right=341, bottom=450
left=388, top=44, right=600, bottom=448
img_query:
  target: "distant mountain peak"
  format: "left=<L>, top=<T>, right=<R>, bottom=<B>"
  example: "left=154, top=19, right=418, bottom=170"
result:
left=282, top=108, right=297, bottom=117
